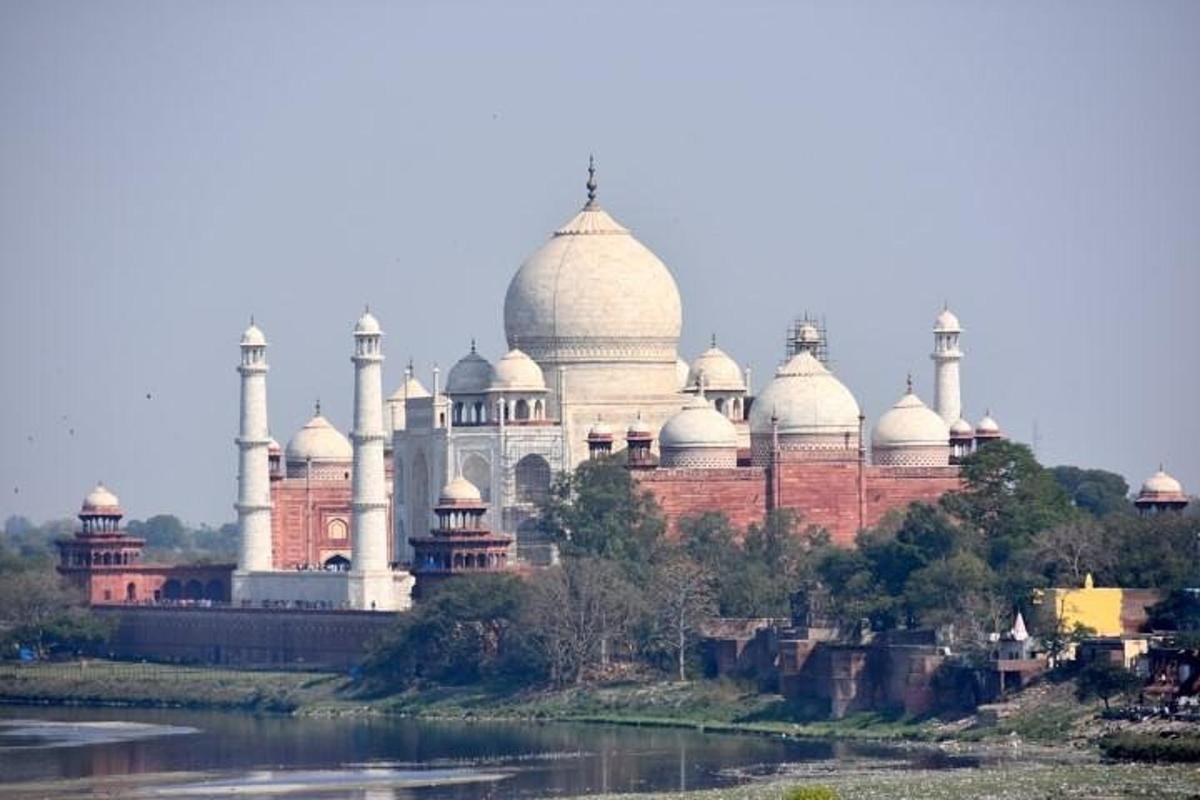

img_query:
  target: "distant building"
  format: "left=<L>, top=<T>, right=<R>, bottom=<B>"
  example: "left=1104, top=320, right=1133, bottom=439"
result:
left=56, top=484, right=232, bottom=604
left=1134, top=466, right=1190, bottom=515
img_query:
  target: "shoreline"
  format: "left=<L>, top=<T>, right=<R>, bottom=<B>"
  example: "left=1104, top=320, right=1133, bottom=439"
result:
left=0, top=660, right=1084, bottom=756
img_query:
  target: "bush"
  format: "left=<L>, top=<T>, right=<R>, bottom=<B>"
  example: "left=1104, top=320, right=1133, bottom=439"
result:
left=1099, top=732, right=1200, bottom=763
left=782, top=787, right=840, bottom=800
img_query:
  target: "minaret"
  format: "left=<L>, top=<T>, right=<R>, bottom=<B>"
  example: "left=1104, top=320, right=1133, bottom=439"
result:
left=348, top=307, right=394, bottom=610
left=234, top=320, right=272, bottom=579
left=931, top=305, right=963, bottom=424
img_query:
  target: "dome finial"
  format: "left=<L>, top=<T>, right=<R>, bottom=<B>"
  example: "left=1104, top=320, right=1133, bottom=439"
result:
left=711, top=332, right=717, bottom=348
left=250, top=314, right=255, bottom=326
left=585, top=154, right=597, bottom=208
left=906, top=372, right=913, bottom=394
left=314, top=397, right=321, bottom=416
left=470, top=337, right=477, bottom=354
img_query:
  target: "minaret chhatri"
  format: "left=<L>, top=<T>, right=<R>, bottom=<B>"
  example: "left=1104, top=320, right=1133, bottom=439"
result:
left=348, top=307, right=393, bottom=609
left=235, top=319, right=272, bottom=575
left=931, top=304, right=963, bottom=425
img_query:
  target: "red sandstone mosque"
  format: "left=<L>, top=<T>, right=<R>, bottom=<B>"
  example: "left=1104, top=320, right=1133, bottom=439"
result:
left=57, top=162, right=1189, bottom=610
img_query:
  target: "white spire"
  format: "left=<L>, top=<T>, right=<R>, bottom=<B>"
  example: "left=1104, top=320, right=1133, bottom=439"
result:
left=348, top=309, right=395, bottom=609
left=234, top=320, right=272, bottom=578
left=930, top=304, right=963, bottom=424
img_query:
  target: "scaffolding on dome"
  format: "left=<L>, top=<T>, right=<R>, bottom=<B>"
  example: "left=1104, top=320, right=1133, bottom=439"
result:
left=785, top=312, right=831, bottom=366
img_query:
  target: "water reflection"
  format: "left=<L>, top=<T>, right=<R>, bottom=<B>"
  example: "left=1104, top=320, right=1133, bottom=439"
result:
left=0, top=706, right=970, bottom=799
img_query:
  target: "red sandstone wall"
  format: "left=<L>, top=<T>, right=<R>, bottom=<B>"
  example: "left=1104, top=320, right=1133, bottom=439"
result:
left=82, top=564, right=234, bottom=604
left=634, top=468, right=766, bottom=535
left=637, top=462, right=961, bottom=546
left=95, top=605, right=393, bottom=669
left=862, top=466, right=962, bottom=531
left=774, top=462, right=864, bottom=546
left=271, top=479, right=396, bottom=569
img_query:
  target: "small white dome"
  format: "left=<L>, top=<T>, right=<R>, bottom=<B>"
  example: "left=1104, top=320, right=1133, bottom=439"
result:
left=446, top=348, right=495, bottom=395
left=354, top=310, right=381, bottom=335
left=873, top=390, right=951, bottom=450
left=440, top=475, right=483, bottom=503
left=1141, top=468, right=1184, bottom=496
left=490, top=348, right=546, bottom=392
left=286, top=414, right=353, bottom=462
left=660, top=399, right=739, bottom=450
left=934, top=307, right=961, bottom=333
left=389, top=375, right=431, bottom=402
left=976, top=414, right=1001, bottom=435
left=268, top=437, right=282, bottom=452
left=687, top=343, right=745, bottom=392
left=627, top=414, right=653, bottom=437
left=588, top=419, right=615, bottom=438
left=241, top=323, right=266, bottom=346
left=82, top=483, right=120, bottom=511
left=950, top=417, right=974, bottom=437
left=749, top=352, right=861, bottom=438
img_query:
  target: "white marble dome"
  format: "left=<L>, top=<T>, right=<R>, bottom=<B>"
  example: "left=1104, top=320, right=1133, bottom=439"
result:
left=82, top=483, right=121, bottom=511
left=355, top=310, right=381, bottom=335
left=659, top=397, right=739, bottom=468
left=446, top=348, right=494, bottom=395
left=687, top=343, right=745, bottom=392
left=588, top=418, right=615, bottom=438
left=286, top=413, right=353, bottom=462
left=949, top=417, right=974, bottom=437
left=627, top=413, right=653, bottom=437
left=504, top=204, right=682, bottom=363
left=934, top=307, right=961, bottom=333
left=749, top=352, right=861, bottom=439
left=241, top=323, right=266, bottom=346
left=1141, top=468, right=1184, bottom=497
left=976, top=413, right=1001, bottom=435
left=873, top=391, right=950, bottom=449
left=872, top=389, right=951, bottom=467
left=491, top=348, right=546, bottom=392
left=440, top=475, right=483, bottom=503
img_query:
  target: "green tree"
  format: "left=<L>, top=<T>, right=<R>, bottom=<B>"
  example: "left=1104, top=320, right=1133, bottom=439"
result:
left=522, top=557, right=642, bottom=686
left=0, top=565, right=111, bottom=658
left=941, top=441, right=1074, bottom=568
left=537, top=456, right=665, bottom=574
left=1106, top=514, right=1200, bottom=591
left=127, top=514, right=189, bottom=551
left=1076, top=659, right=1140, bottom=710
left=1049, top=466, right=1132, bottom=518
left=361, top=573, right=529, bottom=690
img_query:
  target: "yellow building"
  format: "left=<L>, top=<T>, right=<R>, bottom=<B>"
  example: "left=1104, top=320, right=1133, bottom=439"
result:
left=1036, top=574, right=1161, bottom=637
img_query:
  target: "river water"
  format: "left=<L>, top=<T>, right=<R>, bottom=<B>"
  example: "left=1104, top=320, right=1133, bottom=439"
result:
left=0, top=706, right=977, bottom=799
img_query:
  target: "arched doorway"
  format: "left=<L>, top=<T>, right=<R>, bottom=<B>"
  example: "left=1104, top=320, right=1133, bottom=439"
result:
left=163, top=579, right=182, bottom=601
left=324, top=554, right=351, bottom=571
left=462, top=453, right=492, bottom=503
left=409, top=450, right=430, bottom=541
left=184, top=580, right=204, bottom=600
left=515, top=454, right=552, bottom=505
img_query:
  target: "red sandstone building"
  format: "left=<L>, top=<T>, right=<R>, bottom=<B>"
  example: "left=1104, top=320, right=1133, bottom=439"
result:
left=56, top=485, right=232, bottom=604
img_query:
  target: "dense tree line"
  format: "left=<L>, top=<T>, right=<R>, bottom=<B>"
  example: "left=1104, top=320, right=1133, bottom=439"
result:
left=364, top=442, right=1198, bottom=694
left=0, top=545, right=111, bottom=659
left=2, top=514, right=238, bottom=564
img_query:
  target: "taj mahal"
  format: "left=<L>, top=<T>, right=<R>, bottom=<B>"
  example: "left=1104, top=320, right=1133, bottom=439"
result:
left=218, top=160, right=1013, bottom=612
left=54, top=162, right=1189, bottom=614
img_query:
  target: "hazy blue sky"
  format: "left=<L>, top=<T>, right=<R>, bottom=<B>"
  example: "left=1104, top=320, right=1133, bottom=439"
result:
left=2, top=1, right=1196, bottom=525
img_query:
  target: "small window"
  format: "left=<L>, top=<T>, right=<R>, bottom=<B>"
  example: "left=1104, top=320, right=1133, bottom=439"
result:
left=327, top=518, right=348, bottom=540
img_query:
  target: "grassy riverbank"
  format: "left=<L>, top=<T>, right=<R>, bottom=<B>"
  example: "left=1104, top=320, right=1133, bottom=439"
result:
left=0, top=660, right=1125, bottom=751
left=0, top=660, right=343, bottom=712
